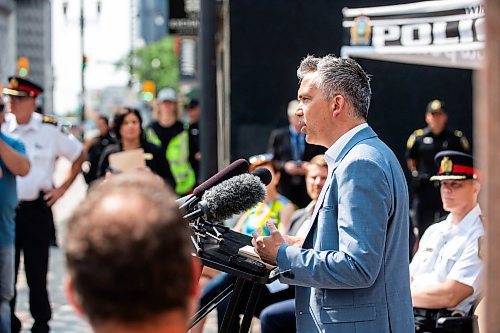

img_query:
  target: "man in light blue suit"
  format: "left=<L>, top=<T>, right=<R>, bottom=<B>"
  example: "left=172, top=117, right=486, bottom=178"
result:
left=253, top=55, right=414, bottom=332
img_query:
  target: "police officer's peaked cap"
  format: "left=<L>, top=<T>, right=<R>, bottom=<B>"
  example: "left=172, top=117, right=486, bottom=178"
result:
left=426, top=99, right=445, bottom=114
left=430, top=150, right=478, bottom=181
left=3, top=76, right=43, bottom=98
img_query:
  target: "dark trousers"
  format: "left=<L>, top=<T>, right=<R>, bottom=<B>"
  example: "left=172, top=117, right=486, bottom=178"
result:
left=260, top=298, right=296, bottom=333
left=11, top=200, right=52, bottom=333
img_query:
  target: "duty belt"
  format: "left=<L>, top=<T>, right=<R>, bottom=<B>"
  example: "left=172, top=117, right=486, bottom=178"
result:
left=413, top=308, right=454, bottom=319
left=18, top=191, right=47, bottom=208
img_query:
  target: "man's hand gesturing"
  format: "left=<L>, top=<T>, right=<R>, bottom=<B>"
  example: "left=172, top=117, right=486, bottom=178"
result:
left=252, top=220, right=286, bottom=265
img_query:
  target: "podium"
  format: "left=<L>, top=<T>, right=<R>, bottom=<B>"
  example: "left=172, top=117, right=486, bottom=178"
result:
left=190, top=221, right=279, bottom=333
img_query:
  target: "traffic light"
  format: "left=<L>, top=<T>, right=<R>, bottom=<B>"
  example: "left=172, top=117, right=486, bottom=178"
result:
left=17, top=57, right=30, bottom=77
left=141, top=80, right=156, bottom=102
left=82, top=55, right=88, bottom=71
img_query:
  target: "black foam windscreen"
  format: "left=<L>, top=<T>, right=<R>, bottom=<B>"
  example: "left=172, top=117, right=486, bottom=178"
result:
left=251, top=167, right=273, bottom=186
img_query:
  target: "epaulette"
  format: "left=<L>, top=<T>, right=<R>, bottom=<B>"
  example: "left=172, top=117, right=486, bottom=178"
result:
left=414, top=128, right=425, bottom=136
left=42, top=115, right=58, bottom=126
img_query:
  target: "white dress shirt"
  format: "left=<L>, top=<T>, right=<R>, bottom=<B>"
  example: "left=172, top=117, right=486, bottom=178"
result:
left=410, top=204, right=484, bottom=314
left=324, top=123, right=368, bottom=169
left=2, top=112, right=83, bottom=200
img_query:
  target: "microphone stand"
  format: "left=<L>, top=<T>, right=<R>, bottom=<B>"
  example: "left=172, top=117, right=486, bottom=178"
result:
left=188, top=216, right=279, bottom=333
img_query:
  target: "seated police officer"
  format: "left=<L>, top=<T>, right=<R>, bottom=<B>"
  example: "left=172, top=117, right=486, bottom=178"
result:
left=410, top=151, right=483, bottom=332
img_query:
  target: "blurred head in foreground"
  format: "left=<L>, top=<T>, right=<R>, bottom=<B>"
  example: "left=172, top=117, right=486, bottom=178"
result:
left=65, top=171, right=199, bottom=333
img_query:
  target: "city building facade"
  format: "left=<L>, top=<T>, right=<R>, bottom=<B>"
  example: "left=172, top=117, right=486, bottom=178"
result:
left=15, top=0, right=53, bottom=113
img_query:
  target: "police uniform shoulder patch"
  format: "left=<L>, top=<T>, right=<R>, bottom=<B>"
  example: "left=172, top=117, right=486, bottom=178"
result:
left=454, top=130, right=470, bottom=151
left=461, top=137, right=470, bottom=151
left=406, top=129, right=424, bottom=149
left=42, top=115, right=58, bottom=126
left=478, top=235, right=485, bottom=260
left=406, top=134, right=416, bottom=149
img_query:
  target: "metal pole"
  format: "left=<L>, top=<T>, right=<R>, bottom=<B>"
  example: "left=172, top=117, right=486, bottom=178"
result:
left=129, top=0, right=134, bottom=87
left=199, top=0, right=218, bottom=180
left=80, top=0, right=85, bottom=123
left=477, top=0, right=500, bottom=331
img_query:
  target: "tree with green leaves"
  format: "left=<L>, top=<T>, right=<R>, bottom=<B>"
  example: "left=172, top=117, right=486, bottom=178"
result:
left=117, top=36, right=179, bottom=92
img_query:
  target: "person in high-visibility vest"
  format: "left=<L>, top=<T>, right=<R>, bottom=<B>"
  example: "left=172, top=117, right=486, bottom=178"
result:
left=146, top=87, right=195, bottom=195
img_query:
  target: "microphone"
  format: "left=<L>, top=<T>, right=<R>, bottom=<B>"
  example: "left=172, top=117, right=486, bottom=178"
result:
left=177, top=159, right=249, bottom=209
left=184, top=173, right=266, bottom=223
left=250, top=167, right=272, bottom=186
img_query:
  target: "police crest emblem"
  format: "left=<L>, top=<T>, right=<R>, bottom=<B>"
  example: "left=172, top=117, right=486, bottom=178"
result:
left=441, top=157, right=453, bottom=173
left=350, top=15, right=372, bottom=46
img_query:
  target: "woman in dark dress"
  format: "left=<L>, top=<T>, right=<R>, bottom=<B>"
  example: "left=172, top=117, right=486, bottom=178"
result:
left=97, top=107, right=176, bottom=189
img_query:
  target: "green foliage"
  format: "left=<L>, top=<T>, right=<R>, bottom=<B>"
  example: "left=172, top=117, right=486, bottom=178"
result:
left=117, top=36, right=179, bottom=91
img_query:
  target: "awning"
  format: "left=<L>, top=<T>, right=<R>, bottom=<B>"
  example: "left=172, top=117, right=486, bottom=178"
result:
left=340, top=0, right=484, bottom=69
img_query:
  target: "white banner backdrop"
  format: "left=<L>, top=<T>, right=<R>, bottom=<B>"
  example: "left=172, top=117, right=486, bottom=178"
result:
left=341, top=0, right=484, bottom=69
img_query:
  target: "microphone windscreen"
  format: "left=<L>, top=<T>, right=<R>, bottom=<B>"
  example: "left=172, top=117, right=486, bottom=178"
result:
left=251, top=168, right=272, bottom=186
left=201, top=173, right=266, bottom=222
left=192, top=159, right=249, bottom=196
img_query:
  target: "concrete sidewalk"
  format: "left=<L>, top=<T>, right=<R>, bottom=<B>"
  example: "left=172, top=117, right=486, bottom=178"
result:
left=15, top=159, right=91, bottom=332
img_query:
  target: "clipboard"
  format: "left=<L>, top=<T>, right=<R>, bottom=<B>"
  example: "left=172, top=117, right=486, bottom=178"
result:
left=108, top=148, right=146, bottom=173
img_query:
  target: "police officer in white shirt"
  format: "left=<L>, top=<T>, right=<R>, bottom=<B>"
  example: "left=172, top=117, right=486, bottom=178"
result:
left=410, top=150, right=483, bottom=332
left=2, top=76, right=84, bottom=333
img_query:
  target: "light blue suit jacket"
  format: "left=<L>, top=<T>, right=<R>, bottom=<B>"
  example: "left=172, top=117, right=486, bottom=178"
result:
left=277, top=126, right=414, bottom=332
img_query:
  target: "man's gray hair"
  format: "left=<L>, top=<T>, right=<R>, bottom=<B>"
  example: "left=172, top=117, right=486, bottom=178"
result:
left=297, top=55, right=372, bottom=120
